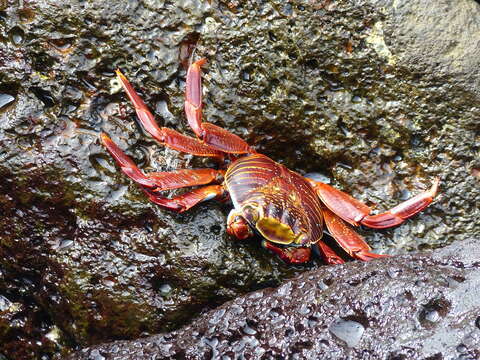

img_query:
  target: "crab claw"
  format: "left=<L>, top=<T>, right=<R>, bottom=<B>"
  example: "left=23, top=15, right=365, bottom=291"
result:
left=261, top=241, right=312, bottom=264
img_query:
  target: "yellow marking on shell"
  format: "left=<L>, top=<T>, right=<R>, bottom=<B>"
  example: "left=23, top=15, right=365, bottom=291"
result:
left=228, top=174, right=263, bottom=182
left=226, top=165, right=272, bottom=178
left=256, top=217, right=305, bottom=245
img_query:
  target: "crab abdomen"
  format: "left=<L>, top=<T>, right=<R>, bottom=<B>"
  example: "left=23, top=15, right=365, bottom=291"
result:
left=224, top=154, right=324, bottom=246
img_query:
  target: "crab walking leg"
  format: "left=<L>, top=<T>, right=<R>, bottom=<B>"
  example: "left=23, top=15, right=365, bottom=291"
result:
left=307, top=178, right=440, bottom=229
left=361, top=178, right=440, bottom=228
left=144, top=185, right=226, bottom=213
left=185, top=59, right=254, bottom=154
left=261, top=241, right=312, bottom=264
left=115, top=70, right=224, bottom=159
left=101, top=133, right=224, bottom=190
left=312, top=241, right=345, bottom=265
left=322, top=207, right=388, bottom=261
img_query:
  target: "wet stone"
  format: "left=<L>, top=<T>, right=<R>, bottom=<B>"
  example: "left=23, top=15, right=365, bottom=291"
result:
left=421, top=308, right=440, bottom=324
left=158, top=284, right=172, bottom=295
left=0, top=94, right=15, bottom=109
left=67, top=238, right=480, bottom=359
left=0, top=295, right=12, bottom=311
left=7, top=26, right=24, bottom=45
left=88, top=350, right=105, bottom=360
left=242, top=323, right=257, bottom=335
left=329, top=318, right=365, bottom=348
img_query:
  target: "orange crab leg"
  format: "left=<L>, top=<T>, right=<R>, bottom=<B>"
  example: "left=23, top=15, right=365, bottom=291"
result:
left=261, top=241, right=312, bottom=264
left=313, top=241, right=345, bottom=265
left=322, top=207, right=388, bottom=261
left=115, top=70, right=224, bottom=159
left=307, top=178, right=440, bottom=229
left=101, top=133, right=224, bottom=190
left=185, top=59, right=254, bottom=154
left=361, top=178, right=440, bottom=228
left=144, top=185, right=226, bottom=213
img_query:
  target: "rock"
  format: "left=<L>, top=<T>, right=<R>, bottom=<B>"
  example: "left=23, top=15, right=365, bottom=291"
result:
left=0, top=0, right=479, bottom=358
left=68, top=238, right=480, bottom=359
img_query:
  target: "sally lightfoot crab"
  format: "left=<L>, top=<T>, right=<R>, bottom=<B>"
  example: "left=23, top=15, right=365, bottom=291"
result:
left=100, top=58, right=440, bottom=265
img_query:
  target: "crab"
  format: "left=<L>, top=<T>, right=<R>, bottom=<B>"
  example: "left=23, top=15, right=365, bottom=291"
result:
left=100, top=58, right=440, bottom=265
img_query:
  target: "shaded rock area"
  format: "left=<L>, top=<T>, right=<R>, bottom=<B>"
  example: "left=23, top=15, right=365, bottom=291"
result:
left=0, top=0, right=479, bottom=359
left=69, top=238, right=480, bottom=359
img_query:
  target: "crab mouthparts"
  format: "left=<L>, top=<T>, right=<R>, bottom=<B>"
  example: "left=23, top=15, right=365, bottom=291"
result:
left=255, top=217, right=305, bottom=245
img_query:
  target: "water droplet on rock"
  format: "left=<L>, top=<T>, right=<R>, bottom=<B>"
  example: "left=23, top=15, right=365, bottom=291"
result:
left=159, top=284, right=172, bottom=295
left=329, top=318, right=365, bottom=347
left=423, top=309, right=440, bottom=323
left=209, top=309, right=226, bottom=325
left=8, top=26, right=25, bottom=45
left=281, top=2, right=293, bottom=16
left=307, top=316, right=318, bottom=327
left=420, top=298, right=450, bottom=327
left=0, top=93, right=15, bottom=109
left=299, top=304, right=310, bottom=315
left=399, top=189, right=411, bottom=201
left=277, top=282, right=292, bottom=296
left=204, top=336, right=219, bottom=358
left=241, top=68, right=253, bottom=82
left=0, top=295, right=12, bottom=311
left=242, top=323, right=257, bottom=335
left=88, top=349, right=105, bottom=360
left=387, top=269, right=400, bottom=278
left=351, top=95, right=362, bottom=103
left=393, top=154, right=402, bottom=162
left=57, top=239, right=74, bottom=250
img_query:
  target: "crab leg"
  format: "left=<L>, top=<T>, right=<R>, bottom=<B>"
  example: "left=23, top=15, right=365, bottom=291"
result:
left=307, top=178, right=440, bottom=229
left=261, top=241, right=312, bottom=264
left=361, top=179, right=440, bottom=228
left=144, top=185, right=226, bottom=212
left=322, top=207, right=388, bottom=261
left=313, top=241, right=345, bottom=265
left=185, top=59, right=254, bottom=154
left=101, top=133, right=224, bottom=190
left=115, top=70, right=224, bottom=159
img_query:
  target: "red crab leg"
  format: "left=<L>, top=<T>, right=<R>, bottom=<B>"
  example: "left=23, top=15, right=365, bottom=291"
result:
left=261, top=241, right=312, bottom=264
left=185, top=59, right=254, bottom=154
left=101, top=133, right=224, bottom=190
left=313, top=241, right=345, bottom=265
left=144, top=185, right=226, bottom=212
left=115, top=70, right=224, bottom=159
left=307, top=178, right=440, bottom=229
left=361, top=178, right=440, bottom=228
left=322, top=207, right=388, bottom=261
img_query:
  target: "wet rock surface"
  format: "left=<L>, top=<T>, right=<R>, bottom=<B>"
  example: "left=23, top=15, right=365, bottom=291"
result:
left=0, top=0, right=479, bottom=359
left=69, top=238, right=480, bottom=359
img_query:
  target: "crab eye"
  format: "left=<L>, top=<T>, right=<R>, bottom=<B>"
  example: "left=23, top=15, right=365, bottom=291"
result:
left=242, top=204, right=260, bottom=222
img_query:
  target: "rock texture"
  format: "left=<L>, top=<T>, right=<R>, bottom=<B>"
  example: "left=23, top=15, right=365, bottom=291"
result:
left=0, top=0, right=479, bottom=359
left=69, top=238, right=480, bottom=359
